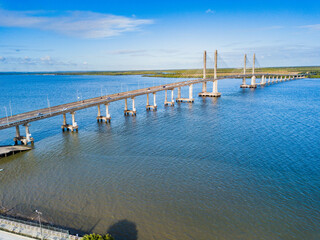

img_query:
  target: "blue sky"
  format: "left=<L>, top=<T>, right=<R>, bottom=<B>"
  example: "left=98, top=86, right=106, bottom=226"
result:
left=1, top=0, right=320, bottom=71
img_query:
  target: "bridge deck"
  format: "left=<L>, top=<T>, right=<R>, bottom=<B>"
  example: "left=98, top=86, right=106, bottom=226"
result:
left=0, top=73, right=303, bottom=130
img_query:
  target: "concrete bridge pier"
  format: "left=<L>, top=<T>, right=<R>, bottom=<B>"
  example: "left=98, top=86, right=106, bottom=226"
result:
left=14, top=124, right=34, bottom=145
left=165, top=89, right=175, bottom=106
left=146, top=93, right=157, bottom=111
left=97, top=104, right=111, bottom=122
left=62, top=112, right=78, bottom=132
left=177, top=85, right=194, bottom=102
left=212, top=80, right=221, bottom=97
left=124, top=98, right=137, bottom=116
left=276, top=76, right=279, bottom=83
left=259, top=75, right=266, bottom=86
left=201, top=82, right=207, bottom=93
left=240, top=53, right=247, bottom=88
left=199, top=80, right=221, bottom=97
left=280, top=76, right=283, bottom=82
left=272, top=76, right=275, bottom=83
left=241, top=53, right=256, bottom=88
left=96, top=105, right=102, bottom=122
left=199, top=50, right=221, bottom=97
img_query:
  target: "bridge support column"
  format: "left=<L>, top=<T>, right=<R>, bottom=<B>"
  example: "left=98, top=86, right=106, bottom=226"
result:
left=14, top=126, right=20, bottom=145
left=13, top=124, right=34, bottom=145
left=260, top=75, right=266, bottom=86
left=240, top=53, right=247, bottom=87
left=125, top=98, right=128, bottom=111
left=146, top=93, right=157, bottom=111
left=61, top=112, right=78, bottom=132
left=202, top=82, right=207, bottom=92
left=212, top=80, right=221, bottom=97
left=176, top=87, right=181, bottom=101
left=189, top=84, right=193, bottom=99
left=199, top=50, right=221, bottom=97
left=165, top=89, right=175, bottom=106
left=177, top=85, right=194, bottom=102
left=62, top=112, right=78, bottom=132
left=96, top=105, right=102, bottom=122
left=97, top=103, right=111, bottom=123
left=14, top=124, right=34, bottom=145
left=268, top=76, right=271, bottom=84
left=96, top=104, right=111, bottom=123
left=284, top=76, right=287, bottom=81
left=249, top=53, right=257, bottom=88
left=276, top=76, right=279, bottom=83
left=272, top=76, right=275, bottom=83
left=124, top=98, right=136, bottom=116
left=280, top=76, right=283, bottom=82
left=63, top=113, right=67, bottom=125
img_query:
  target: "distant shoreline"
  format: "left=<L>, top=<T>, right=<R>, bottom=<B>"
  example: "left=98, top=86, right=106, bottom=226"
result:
left=0, top=66, right=318, bottom=78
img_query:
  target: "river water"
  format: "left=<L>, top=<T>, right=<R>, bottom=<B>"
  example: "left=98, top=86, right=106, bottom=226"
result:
left=0, top=75, right=319, bottom=240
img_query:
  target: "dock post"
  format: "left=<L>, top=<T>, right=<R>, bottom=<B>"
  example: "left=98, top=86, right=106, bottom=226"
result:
left=147, top=94, right=149, bottom=106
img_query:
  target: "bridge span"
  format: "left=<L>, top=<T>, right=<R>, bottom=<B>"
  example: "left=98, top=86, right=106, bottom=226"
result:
left=0, top=50, right=307, bottom=146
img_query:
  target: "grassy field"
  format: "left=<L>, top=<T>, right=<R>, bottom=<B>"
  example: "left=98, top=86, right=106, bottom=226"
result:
left=1, top=66, right=319, bottom=78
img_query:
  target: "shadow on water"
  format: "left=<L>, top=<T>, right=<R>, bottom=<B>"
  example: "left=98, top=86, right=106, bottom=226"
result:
left=107, top=219, right=138, bottom=240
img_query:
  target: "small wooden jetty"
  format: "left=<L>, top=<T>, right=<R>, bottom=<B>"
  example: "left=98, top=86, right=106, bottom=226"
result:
left=0, top=146, right=31, bottom=158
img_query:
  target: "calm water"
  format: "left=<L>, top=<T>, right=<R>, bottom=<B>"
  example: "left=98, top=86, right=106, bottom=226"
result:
left=0, top=75, right=319, bottom=240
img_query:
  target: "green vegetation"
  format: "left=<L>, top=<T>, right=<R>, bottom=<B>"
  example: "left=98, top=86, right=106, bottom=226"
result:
left=82, top=233, right=114, bottom=240
left=1, top=66, right=319, bottom=78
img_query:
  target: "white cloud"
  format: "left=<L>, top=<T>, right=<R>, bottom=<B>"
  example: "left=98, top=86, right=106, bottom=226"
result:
left=0, top=56, right=78, bottom=66
left=110, top=49, right=148, bottom=55
left=41, top=56, right=51, bottom=62
left=0, top=9, right=153, bottom=38
left=83, top=61, right=88, bottom=65
left=299, top=24, right=320, bottom=30
left=205, top=9, right=215, bottom=14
